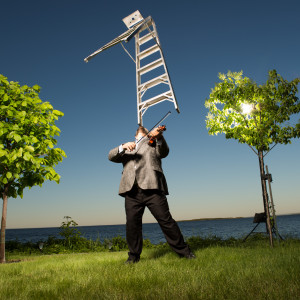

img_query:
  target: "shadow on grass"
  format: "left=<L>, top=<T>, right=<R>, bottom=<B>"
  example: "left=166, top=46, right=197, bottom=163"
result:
left=5, top=259, right=22, bottom=264
left=147, top=247, right=172, bottom=259
left=147, top=233, right=281, bottom=259
left=147, top=236, right=241, bottom=260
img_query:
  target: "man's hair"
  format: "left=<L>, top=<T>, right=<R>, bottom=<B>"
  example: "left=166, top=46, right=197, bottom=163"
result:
left=135, top=126, right=148, bottom=136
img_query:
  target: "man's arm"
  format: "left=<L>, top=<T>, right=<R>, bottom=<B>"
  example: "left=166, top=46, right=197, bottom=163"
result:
left=156, top=136, right=169, bottom=158
left=108, top=142, right=136, bottom=163
left=108, top=146, right=124, bottom=163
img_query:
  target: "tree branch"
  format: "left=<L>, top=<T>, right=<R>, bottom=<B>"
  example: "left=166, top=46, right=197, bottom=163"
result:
left=263, top=143, right=278, bottom=158
left=247, top=144, right=258, bottom=156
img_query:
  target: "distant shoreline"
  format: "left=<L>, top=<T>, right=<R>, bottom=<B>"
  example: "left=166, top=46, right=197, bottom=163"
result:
left=7, top=213, right=300, bottom=230
left=177, top=213, right=300, bottom=223
left=177, top=217, right=246, bottom=222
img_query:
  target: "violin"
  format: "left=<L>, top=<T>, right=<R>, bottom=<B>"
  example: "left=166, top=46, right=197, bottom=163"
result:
left=135, top=111, right=171, bottom=146
left=148, top=125, right=166, bottom=146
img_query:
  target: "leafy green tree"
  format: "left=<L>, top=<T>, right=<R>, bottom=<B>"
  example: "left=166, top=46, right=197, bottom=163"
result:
left=0, top=75, right=66, bottom=263
left=205, top=70, right=300, bottom=246
left=59, top=216, right=82, bottom=248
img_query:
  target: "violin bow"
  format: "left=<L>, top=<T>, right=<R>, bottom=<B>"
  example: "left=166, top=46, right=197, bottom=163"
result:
left=136, top=111, right=171, bottom=145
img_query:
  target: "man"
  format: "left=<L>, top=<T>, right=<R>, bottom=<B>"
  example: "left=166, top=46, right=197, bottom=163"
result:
left=108, top=125, right=195, bottom=263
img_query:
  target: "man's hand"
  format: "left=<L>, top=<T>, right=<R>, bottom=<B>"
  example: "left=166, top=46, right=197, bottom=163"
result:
left=122, top=142, right=136, bottom=152
left=149, top=127, right=164, bottom=140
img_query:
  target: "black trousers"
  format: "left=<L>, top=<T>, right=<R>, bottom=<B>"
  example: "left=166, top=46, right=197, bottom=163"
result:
left=125, top=186, right=190, bottom=258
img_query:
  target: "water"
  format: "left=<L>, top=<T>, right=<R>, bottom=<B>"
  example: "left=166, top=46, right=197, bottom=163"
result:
left=6, top=214, right=300, bottom=244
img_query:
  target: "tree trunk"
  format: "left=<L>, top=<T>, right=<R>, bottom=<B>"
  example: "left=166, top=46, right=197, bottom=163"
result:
left=258, top=150, right=273, bottom=247
left=0, top=190, right=8, bottom=263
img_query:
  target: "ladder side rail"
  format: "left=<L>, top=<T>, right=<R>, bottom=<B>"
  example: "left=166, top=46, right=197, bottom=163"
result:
left=150, top=21, right=180, bottom=113
left=84, top=26, right=139, bottom=62
left=135, top=33, right=142, bottom=125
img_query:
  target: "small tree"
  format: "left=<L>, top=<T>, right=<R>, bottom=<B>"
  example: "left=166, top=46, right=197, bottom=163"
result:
left=205, top=70, right=300, bottom=246
left=59, top=216, right=82, bottom=248
left=0, top=75, right=66, bottom=263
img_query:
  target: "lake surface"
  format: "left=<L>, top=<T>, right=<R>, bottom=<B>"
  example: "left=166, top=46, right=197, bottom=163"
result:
left=6, top=214, right=300, bottom=244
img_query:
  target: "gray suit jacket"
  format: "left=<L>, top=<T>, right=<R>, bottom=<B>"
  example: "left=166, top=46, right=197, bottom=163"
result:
left=108, top=137, right=169, bottom=196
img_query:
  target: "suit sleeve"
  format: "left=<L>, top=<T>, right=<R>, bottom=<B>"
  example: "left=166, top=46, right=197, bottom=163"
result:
left=156, top=136, right=169, bottom=158
left=108, top=146, right=124, bottom=163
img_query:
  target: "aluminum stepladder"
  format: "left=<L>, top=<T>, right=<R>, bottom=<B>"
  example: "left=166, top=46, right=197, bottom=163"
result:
left=84, top=10, right=180, bottom=125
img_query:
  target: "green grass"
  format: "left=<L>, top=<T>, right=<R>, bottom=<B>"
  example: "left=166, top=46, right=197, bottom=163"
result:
left=1, top=240, right=300, bottom=300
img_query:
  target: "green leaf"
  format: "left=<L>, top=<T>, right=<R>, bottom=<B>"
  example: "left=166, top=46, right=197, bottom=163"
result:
left=11, top=154, right=17, bottom=161
left=2, top=94, right=8, bottom=101
left=25, top=145, right=34, bottom=152
left=6, top=172, right=12, bottom=179
left=32, top=84, right=40, bottom=91
left=23, top=152, right=32, bottom=161
left=31, top=137, right=38, bottom=143
left=53, top=110, right=64, bottom=116
left=2, top=178, right=8, bottom=184
left=13, top=133, right=22, bottom=142
left=49, top=168, right=56, bottom=176
left=7, top=109, right=14, bottom=117
left=19, top=111, right=26, bottom=118
left=17, top=148, right=23, bottom=157
left=0, top=149, right=6, bottom=157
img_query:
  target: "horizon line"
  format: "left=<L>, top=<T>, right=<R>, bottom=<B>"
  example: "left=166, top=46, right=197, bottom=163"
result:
left=6, top=212, right=300, bottom=230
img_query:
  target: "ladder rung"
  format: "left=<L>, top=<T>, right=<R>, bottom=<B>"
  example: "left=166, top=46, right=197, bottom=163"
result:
left=139, top=31, right=155, bottom=45
left=139, top=91, right=173, bottom=109
left=138, top=58, right=164, bottom=75
left=138, top=44, right=160, bottom=60
left=138, top=74, right=168, bottom=91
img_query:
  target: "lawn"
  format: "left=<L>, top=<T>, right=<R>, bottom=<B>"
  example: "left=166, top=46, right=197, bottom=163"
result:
left=1, top=240, right=299, bottom=299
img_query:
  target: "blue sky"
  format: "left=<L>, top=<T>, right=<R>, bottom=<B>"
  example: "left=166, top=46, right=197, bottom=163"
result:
left=1, top=0, right=299, bottom=228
